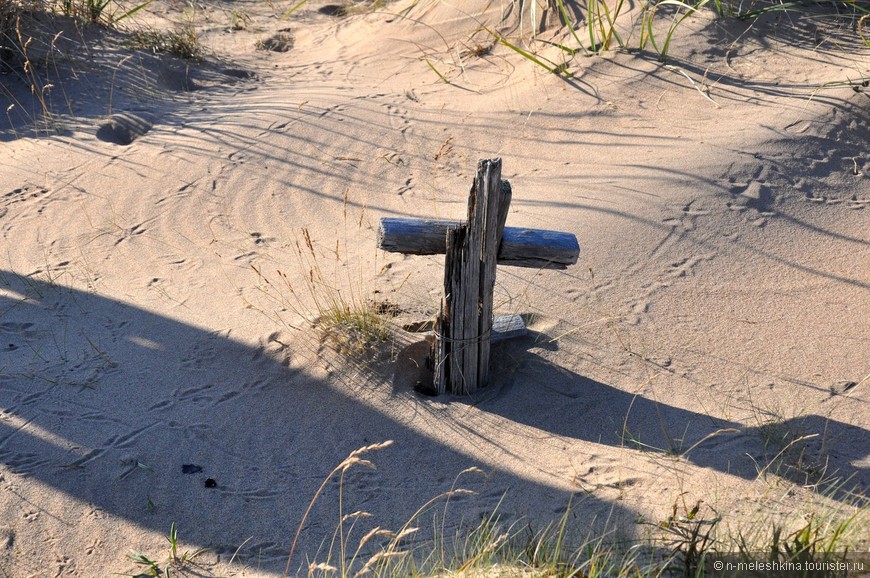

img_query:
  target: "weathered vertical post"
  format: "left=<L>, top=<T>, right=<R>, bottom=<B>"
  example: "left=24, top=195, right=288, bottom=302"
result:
left=478, top=173, right=512, bottom=388
left=433, top=158, right=511, bottom=395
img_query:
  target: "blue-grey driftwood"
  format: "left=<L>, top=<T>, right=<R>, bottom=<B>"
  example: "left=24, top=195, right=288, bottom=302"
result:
left=378, top=218, right=579, bottom=270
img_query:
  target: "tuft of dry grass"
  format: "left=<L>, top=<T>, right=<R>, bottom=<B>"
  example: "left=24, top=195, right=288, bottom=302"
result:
left=249, top=187, right=399, bottom=360
left=0, top=0, right=16, bottom=65
left=124, top=23, right=201, bottom=60
left=252, top=227, right=392, bottom=358
left=285, top=443, right=869, bottom=578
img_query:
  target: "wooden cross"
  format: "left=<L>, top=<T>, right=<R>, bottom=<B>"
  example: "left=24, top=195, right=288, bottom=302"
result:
left=378, top=158, right=580, bottom=395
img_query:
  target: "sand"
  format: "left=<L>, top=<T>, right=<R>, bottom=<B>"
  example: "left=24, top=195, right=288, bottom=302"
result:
left=1, top=0, right=868, bottom=575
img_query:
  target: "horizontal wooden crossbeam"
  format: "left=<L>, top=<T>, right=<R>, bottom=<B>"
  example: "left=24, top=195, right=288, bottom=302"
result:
left=378, top=218, right=580, bottom=270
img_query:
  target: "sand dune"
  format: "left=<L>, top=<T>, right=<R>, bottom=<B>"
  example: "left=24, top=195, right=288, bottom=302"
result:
left=1, top=0, right=868, bottom=575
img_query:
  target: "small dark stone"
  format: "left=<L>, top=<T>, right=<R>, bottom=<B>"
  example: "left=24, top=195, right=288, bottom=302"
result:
left=181, top=464, right=203, bottom=474
left=204, top=478, right=217, bottom=488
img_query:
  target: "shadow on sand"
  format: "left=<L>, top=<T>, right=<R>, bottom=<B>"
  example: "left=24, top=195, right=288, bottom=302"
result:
left=1, top=271, right=866, bottom=574
left=0, top=271, right=641, bottom=575
left=481, top=333, right=869, bottom=498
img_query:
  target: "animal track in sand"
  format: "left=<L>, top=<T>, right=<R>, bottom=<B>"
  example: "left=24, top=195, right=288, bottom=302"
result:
left=155, top=181, right=199, bottom=205
left=53, top=555, right=76, bottom=576
left=84, top=539, right=102, bottom=557
left=0, top=321, right=45, bottom=354
left=102, top=423, right=161, bottom=450
left=2, top=184, right=50, bottom=221
left=667, top=255, right=713, bottom=279
left=176, top=382, right=219, bottom=406
left=3, top=184, right=49, bottom=206
left=0, top=322, right=36, bottom=335
left=112, top=222, right=148, bottom=246
left=772, top=104, right=868, bottom=203
left=397, top=177, right=414, bottom=195
left=727, top=181, right=776, bottom=213
left=662, top=199, right=713, bottom=233
left=180, top=335, right=220, bottom=370
left=233, top=251, right=257, bottom=262
left=223, top=486, right=284, bottom=501
left=0, top=450, right=52, bottom=475
left=228, top=150, right=249, bottom=164
left=249, top=231, right=276, bottom=245
left=385, top=103, right=411, bottom=135
left=623, top=252, right=713, bottom=325
left=318, top=103, right=347, bottom=118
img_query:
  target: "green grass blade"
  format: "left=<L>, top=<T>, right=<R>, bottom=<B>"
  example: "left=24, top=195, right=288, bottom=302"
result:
left=861, top=15, right=870, bottom=47
left=599, top=0, right=627, bottom=49
left=645, top=6, right=661, bottom=54
left=481, top=25, right=562, bottom=75
left=555, top=0, right=589, bottom=53
left=281, top=0, right=309, bottom=19
left=639, top=5, right=650, bottom=50
left=659, top=0, right=708, bottom=60
left=424, top=58, right=450, bottom=84
left=113, top=0, right=154, bottom=23
left=537, top=39, right=580, bottom=55
left=738, top=0, right=870, bottom=19
left=597, top=0, right=608, bottom=50
left=588, top=0, right=599, bottom=51
left=500, top=39, right=558, bottom=74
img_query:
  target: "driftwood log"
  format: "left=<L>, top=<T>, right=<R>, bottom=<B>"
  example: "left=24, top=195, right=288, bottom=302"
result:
left=378, top=218, right=579, bottom=270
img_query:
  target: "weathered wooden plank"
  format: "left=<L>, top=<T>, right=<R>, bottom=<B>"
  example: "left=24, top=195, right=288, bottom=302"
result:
left=433, top=160, right=508, bottom=395
left=455, top=170, right=483, bottom=394
left=409, top=314, right=527, bottom=343
left=490, top=314, right=527, bottom=344
left=447, top=225, right=468, bottom=393
left=476, top=160, right=509, bottom=390
left=378, top=217, right=579, bottom=270
left=434, top=225, right=465, bottom=395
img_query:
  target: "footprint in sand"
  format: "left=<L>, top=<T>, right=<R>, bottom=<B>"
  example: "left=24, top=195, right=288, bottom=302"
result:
left=727, top=180, right=776, bottom=213
left=318, top=4, right=349, bottom=16
left=0, top=527, right=13, bottom=557
left=96, top=111, right=155, bottom=146
left=571, top=455, right=645, bottom=493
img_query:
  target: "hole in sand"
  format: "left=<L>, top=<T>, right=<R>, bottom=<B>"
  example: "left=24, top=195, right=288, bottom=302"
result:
left=318, top=4, right=347, bottom=16
left=256, top=31, right=294, bottom=53
left=96, top=111, right=155, bottom=146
